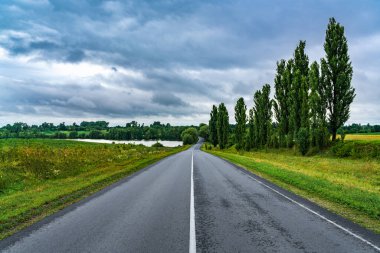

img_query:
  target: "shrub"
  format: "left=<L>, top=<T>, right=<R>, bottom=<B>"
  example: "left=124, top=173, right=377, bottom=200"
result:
left=198, top=125, right=209, bottom=140
left=182, top=134, right=192, bottom=145
left=316, top=126, right=330, bottom=149
left=181, top=128, right=198, bottom=145
left=297, top=128, right=310, bottom=156
left=331, top=141, right=380, bottom=159
left=152, top=142, right=164, bottom=148
left=69, top=131, right=78, bottom=139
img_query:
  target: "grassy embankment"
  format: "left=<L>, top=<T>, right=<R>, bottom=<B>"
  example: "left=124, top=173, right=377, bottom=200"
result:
left=203, top=137, right=380, bottom=233
left=0, top=139, right=187, bottom=239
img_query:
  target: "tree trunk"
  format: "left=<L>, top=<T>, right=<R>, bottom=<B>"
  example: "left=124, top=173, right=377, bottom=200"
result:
left=332, top=131, right=337, bottom=141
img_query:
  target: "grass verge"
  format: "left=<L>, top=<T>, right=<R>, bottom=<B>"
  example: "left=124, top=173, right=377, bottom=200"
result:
left=0, top=139, right=188, bottom=239
left=203, top=146, right=380, bottom=234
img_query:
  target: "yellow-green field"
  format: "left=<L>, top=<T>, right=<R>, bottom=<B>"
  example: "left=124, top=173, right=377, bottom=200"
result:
left=344, top=133, right=380, bottom=141
left=204, top=146, right=380, bottom=233
left=0, top=139, right=187, bottom=239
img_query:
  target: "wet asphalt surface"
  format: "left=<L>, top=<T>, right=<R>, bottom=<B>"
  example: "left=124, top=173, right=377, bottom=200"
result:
left=0, top=142, right=379, bottom=252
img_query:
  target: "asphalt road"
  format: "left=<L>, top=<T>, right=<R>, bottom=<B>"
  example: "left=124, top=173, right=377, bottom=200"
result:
left=1, top=142, right=379, bottom=252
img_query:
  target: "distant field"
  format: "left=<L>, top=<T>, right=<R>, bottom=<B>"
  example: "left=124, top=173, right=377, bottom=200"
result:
left=204, top=146, right=380, bottom=233
left=0, top=139, right=187, bottom=239
left=344, top=133, right=380, bottom=141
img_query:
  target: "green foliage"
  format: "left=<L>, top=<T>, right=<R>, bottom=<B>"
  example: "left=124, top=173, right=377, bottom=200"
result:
left=68, top=131, right=78, bottom=139
left=208, top=17, right=356, bottom=155
left=297, top=127, right=310, bottom=155
left=152, top=142, right=164, bottom=148
left=253, top=84, right=272, bottom=148
left=0, top=121, right=195, bottom=142
left=198, top=125, right=209, bottom=140
left=217, top=103, right=229, bottom=149
left=315, top=126, right=330, bottom=149
left=309, top=61, right=329, bottom=149
left=209, top=105, right=218, bottom=147
left=331, top=141, right=380, bottom=159
left=273, top=59, right=291, bottom=147
left=234, top=97, right=247, bottom=150
left=181, top=128, right=198, bottom=145
left=291, top=41, right=309, bottom=136
left=245, top=109, right=255, bottom=150
left=337, top=128, right=346, bottom=141
left=322, top=18, right=355, bottom=141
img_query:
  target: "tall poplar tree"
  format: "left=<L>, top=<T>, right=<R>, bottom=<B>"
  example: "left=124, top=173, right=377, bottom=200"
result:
left=253, top=84, right=272, bottom=148
left=291, top=41, right=310, bottom=137
left=290, top=69, right=302, bottom=134
left=209, top=105, right=218, bottom=147
left=273, top=59, right=291, bottom=146
left=245, top=108, right=255, bottom=150
left=284, top=59, right=294, bottom=146
left=234, top=97, right=247, bottom=150
left=217, top=103, right=229, bottom=149
left=322, top=18, right=355, bottom=141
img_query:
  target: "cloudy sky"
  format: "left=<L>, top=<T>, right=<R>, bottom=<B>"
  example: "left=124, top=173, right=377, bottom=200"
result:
left=0, top=0, right=379, bottom=126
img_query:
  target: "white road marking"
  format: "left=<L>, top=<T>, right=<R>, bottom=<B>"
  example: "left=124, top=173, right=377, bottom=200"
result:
left=189, top=150, right=196, bottom=253
left=244, top=172, right=380, bottom=252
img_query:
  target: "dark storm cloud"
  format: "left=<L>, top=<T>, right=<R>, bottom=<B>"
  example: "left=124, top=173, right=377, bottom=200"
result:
left=0, top=0, right=379, bottom=124
left=151, top=92, right=189, bottom=107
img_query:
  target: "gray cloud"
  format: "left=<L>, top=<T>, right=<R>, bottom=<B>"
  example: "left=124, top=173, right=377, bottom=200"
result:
left=0, top=0, right=379, bottom=125
left=151, top=92, right=188, bottom=107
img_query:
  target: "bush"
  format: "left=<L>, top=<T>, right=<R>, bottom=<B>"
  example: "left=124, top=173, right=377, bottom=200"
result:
left=297, top=128, right=310, bottom=156
left=181, top=128, right=198, bottom=145
left=331, top=141, right=380, bottom=159
left=152, top=142, right=164, bottom=148
left=69, top=131, right=78, bottom=139
left=316, top=126, right=330, bottom=149
left=182, top=134, right=195, bottom=145
left=199, top=125, right=209, bottom=140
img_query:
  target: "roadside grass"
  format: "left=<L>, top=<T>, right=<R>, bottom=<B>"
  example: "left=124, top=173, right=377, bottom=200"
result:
left=0, top=139, right=188, bottom=239
left=203, top=145, right=380, bottom=233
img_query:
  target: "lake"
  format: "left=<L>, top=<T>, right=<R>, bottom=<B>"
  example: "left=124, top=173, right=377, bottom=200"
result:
left=71, top=139, right=183, bottom=147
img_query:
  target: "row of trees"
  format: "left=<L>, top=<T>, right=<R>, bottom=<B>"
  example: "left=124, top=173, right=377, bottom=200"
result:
left=0, top=121, right=198, bottom=141
left=208, top=18, right=356, bottom=155
left=209, top=104, right=229, bottom=149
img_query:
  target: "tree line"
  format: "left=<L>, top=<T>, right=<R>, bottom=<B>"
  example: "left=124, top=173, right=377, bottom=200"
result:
left=208, top=18, right=357, bottom=155
left=0, top=121, right=201, bottom=141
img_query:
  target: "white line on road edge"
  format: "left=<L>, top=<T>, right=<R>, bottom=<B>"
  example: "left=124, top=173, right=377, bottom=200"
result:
left=189, top=151, right=196, bottom=253
left=245, top=173, right=380, bottom=252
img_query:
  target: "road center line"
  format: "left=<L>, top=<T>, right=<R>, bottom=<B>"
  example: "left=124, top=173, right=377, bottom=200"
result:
left=189, top=150, right=196, bottom=253
left=243, top=172, right=380, bottom=252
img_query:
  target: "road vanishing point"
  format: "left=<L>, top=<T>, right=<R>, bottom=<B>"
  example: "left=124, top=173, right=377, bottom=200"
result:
left=1, top=141, right=379, bottom=252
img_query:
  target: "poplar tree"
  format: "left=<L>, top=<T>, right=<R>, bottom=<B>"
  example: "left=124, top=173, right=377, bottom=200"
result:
left=284, top=59, right=294, bottom=146
left=290, top=69, right=302, bottom=135
left=217, top=103, right=229, bottom=149
left=309, top=61, right=321, bottom=146
left=291, top=41, right=310, bottom=140
left=234, top=97, right=247, bottom=150
left=245, top=108, right=255, bottom=150
left=209, top=105, right=218, bottom=147
left=253, top=84, right=272, bottom=148
left=322, top=18, right=355, bottom=141
left=273, top=60, right=291, bottom=146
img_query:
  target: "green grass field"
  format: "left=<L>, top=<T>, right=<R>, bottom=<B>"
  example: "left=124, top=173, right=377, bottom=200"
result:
left=203, top=145, right=380, bottom=233
left=0, top=139, right=187, bottom=239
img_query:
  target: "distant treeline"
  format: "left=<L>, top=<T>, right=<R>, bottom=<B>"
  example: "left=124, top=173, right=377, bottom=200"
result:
left=0, top=121, right=198, bottom=141
left=207, top=18, right=362, bottom=155
left=341, top=124, right=380, bottom=134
